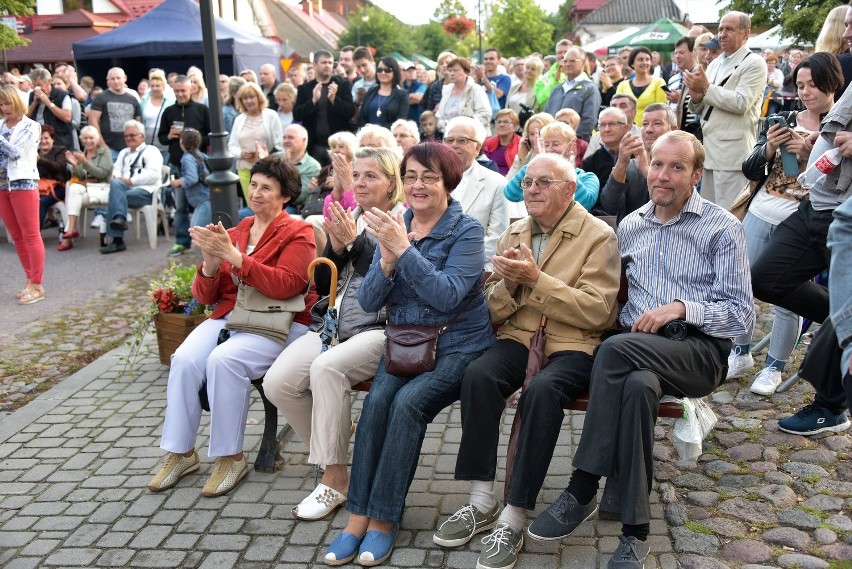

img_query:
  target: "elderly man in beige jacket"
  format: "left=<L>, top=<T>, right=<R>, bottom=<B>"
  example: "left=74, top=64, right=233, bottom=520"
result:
left=432, top=153, right=621, bottom=569
left=685, top=11, right=767, bottom=209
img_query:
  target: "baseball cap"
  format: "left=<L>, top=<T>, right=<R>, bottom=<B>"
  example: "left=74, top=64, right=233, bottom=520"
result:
left=702, top=37, right=721, bottom=50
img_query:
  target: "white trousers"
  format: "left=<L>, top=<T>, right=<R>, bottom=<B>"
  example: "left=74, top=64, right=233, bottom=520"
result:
left=160, top=316, right=308, bottom=457
left=263, top=329, right=385, bottom=465
left=700, top=169, right=748, bottom=211
left=65, top=182, right=110, bottom=217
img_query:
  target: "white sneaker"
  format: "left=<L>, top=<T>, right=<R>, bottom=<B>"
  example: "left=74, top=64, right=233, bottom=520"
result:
left=90, top=213, right=105, bottom=229
left=750, top=367, right=782, bottom=396
left=726, top=352, right=754, bottom=380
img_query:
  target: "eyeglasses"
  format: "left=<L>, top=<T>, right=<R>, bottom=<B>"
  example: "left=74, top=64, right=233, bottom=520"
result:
left=519, top=178, right=570, bottom=190
left=403, top=173, right=442, bottom=185
left=376, top=67, right=393, bottom=73
left=443, top=136, right=476, bottom=145
left=495, top=120, right=516, bottom=126
left=599, top=121, right=628, bottom=129
left=124, top=133, right=143, bottom=139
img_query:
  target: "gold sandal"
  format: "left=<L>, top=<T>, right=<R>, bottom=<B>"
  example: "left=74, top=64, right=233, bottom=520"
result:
left=18, top=288, right=45, bottom=305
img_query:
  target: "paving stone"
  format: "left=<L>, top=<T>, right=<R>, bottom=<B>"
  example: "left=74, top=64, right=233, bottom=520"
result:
left=671, top=527, right=718, bottom=555
left=777, top=553, right=829, bottom=569
left=762, top=526, right=811, bottom=550
left=717, top=497, right=777, bottom=524
left=778, top=509, right=822, bottom=530
left=756, top=484, right=797, bottom=508
left=802, top=494, right=844, bottom=511
left=43, top=548, right=100, bottom=566
left=814, top=528, right=838, bottom=545
left=721, top=540, right=773, bottom=564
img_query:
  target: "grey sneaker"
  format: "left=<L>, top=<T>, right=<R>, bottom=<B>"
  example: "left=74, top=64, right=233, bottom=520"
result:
left=434, top=503, right=500, bottom=547
left=527, top=490, right=597, bottom=541
left=608, top=534, right=650, bottom=568
left=477, top=522, right=523, bottom=569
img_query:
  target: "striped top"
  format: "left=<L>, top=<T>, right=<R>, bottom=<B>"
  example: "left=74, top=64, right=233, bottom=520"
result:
left=618, top=190, right=754, bottom=338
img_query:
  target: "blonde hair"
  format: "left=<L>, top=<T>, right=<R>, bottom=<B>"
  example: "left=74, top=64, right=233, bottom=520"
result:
left=540, top=121, right=576, bottom=143
left=554, top=108, right=580, bottom=130
left=148, top=69, right=167, bottom=84
left=0, top=85, right=25, bottom=118
left=522, top=112, right=555, bottom=138
left=328, top=131, right=358, bottom=160
left=816, top=5, right=849, bottom=56
left=234, top=82, right=268, bottom=114
left=354, top=146, right=405, bottom=208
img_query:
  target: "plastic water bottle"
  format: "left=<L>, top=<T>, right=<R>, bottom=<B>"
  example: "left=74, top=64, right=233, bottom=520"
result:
left=797, top=147, right=843, bottom=190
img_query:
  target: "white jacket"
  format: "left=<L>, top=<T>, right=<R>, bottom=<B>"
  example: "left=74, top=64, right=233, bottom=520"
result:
left=228, top=108, right=283, bottom=159
left=112, top=143, right=164, bottom=194
left=435, top=76, right=492, bottom=131
left=0, top=116, right=40, bottom=182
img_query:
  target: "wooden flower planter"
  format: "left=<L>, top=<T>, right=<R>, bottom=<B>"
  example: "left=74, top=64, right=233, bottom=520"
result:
left=154, top=312, right=207, bottom=366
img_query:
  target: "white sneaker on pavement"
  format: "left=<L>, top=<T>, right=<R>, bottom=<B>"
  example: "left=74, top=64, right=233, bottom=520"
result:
left=726, top=352, right=754, bottom=380
left=90, top=213, right=105, bottom=229
left=750, top=367, right=783, bottom=396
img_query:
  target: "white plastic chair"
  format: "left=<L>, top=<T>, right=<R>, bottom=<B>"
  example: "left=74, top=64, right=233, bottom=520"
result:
left=129, top=166, right=171, bottom=249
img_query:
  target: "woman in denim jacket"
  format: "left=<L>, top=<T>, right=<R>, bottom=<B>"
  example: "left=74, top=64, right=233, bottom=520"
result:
left=324, top=142, right=495, bottom=566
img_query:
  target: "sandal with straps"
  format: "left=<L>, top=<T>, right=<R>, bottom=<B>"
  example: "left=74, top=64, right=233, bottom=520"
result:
left=19, top=288, right=45, bottom=305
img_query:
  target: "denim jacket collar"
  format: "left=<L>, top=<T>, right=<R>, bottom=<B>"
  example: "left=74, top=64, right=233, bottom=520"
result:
left=403, top=198, right=465, bottom=239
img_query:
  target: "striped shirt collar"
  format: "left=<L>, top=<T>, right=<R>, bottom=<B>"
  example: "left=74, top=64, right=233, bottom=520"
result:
left=637, top=188, right=703, bottom=224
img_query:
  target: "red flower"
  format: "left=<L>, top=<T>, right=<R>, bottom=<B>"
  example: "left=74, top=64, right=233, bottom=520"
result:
left=442, top=16, right=475, bottom=37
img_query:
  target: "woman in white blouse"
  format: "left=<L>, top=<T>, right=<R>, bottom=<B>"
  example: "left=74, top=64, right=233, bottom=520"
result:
left=228, top=82, right=283, bottom=203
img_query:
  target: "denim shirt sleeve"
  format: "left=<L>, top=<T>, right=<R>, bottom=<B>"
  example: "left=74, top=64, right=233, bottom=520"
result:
left=829, top=196, right=852, bottom=351
left=504, top=164, right=526, bottom=203
left=180, top=152, right=199, bottom=188
left=394, top=220, right=485, bottom=312
left=358, top=245, right=394, bottom=313
left=574, top=167, right=600, bottom=211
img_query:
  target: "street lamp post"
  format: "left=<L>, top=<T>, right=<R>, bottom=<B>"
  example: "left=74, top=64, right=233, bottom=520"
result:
left=199, top=0, right=239, bottom=228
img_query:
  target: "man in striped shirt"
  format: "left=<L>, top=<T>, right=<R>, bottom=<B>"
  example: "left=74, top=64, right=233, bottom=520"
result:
left=526, top=131, right=753, bottom=569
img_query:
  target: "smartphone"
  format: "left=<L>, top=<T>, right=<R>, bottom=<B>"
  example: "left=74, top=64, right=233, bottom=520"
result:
left=661, top=84, right=671, bottom=92
left=766, top=115, right=800, bottom=176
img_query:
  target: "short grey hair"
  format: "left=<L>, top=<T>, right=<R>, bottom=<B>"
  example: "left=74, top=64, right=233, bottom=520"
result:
left=528, top=153, right=576, bottom=184
left=391, top=119, right=421, bottom=143
left=123, top=119, right=145, bottom=134
left=79, top=125, right=100, bottom=142
left=445, top=115, right=486, bottom=145
left=30, top=68, right=51, bottom=83
left=599, top=107, right=627, bottom=124
left=642, top=103, right=677, bottom=128
left=286, top=124, right=309, bottom=141
left=356, top=124, right=397, bottom=149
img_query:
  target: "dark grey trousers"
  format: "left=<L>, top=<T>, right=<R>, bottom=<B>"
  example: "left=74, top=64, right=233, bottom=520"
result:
left=573, top=331, right=730, bottom=525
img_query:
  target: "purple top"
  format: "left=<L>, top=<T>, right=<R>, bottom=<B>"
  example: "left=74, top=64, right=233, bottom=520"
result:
left=322, top=188, right=357, bottom=219
left=489, top=145, right=510, bottom=176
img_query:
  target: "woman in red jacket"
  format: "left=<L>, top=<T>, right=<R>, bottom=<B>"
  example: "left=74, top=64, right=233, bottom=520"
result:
left=482, top=109, right=520, bottom=175
left=148, top=156, right=319, bottom=498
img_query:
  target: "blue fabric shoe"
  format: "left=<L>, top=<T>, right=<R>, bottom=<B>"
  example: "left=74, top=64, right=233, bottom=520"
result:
left=324, top=532, right=364, bottom=566
left=358, top=524, right=399, bottom=566
left=778, top=404, right=850, bottom=436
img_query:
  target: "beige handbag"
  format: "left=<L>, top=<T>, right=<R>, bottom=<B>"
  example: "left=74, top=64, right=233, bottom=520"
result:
left=225, top=276, right=306, bottom=343
left=729, top=179, right=761, bottom=222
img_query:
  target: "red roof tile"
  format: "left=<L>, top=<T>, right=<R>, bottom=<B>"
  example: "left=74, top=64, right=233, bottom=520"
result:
left=5, top=27, right=112, bottom=64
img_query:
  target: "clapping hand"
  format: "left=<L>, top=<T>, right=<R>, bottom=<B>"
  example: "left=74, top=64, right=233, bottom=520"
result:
left=332, top=151, right=353, bottom=194
left=189, top=222, right=239, bottom=269
left=363, top=208, right=409, bottom=276
left=327, top=82, right=338, bottom=104
left=683, top=67, right=709, bottom=102
left=64, top=150, right=78, bottom=166
left=323, top=201, right=357, bottom=254
left=492, top=244, right=540, bottom=295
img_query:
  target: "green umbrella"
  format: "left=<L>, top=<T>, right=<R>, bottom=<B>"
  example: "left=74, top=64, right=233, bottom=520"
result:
left=608, top=18, right=689, bottom=53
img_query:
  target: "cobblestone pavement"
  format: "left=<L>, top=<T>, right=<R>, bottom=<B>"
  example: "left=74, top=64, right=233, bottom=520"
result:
left=1, top=305, right=851, bottom=568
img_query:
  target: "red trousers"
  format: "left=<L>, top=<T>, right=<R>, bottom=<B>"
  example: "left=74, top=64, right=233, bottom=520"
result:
left=0, top=189, right=44, bottom=284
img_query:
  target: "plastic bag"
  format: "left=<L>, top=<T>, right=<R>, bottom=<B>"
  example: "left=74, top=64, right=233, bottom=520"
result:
left=671, top=396, right=717, bottom=462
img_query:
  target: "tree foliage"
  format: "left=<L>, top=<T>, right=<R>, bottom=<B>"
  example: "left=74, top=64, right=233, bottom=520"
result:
left=412, top=21, right=461, bottom=60
left=432, top=0, right=467, bottom=22
left=0, top=0, right=34, bottom=51
left=487, top=0, right=555, bottom=57
left=722, top=0, right=836, bottom=44
left=338, top=6, right=415, bottom=57
left=548, top=0, right=574, bottom=43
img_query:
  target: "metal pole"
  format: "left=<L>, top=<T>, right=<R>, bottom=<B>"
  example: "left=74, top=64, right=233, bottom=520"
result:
left=477, top=0, right=483, bottom=64
left=199, top=0, right=239, bottom=228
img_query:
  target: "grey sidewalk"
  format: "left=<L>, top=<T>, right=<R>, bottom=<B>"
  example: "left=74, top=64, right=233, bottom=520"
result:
left=0, top=336, right=675, bottom=569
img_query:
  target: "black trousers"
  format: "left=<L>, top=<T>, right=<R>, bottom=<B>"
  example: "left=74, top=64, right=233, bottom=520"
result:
left=454, top=339, right=594, bottom=510
left=800, top=320, right=847, bottom=414
left=751, top=201, right=833, bottom=324
left=573, top=332, right=729, bottom=525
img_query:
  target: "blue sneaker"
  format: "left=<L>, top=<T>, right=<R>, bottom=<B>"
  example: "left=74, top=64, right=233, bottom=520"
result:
left=358, top=524, right=398, bottom=566
left=324, top=532, right=363, bottom=566
left=778, top=404, right=850, bottom=436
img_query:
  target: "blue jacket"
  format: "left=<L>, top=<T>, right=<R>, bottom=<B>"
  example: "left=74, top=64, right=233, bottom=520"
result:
left=180, top=152, right=209, bottom=208
left=359, top=199, right=495, bottom=357
left=504, top=163, right=600, bottom=212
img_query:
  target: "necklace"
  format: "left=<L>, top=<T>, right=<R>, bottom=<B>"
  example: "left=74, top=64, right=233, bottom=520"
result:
left=375, top=94, right=388, bottom=118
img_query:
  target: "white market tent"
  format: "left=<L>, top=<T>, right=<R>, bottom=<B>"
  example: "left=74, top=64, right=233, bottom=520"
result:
left=747, top=25, right=811, bottom=50
left=583, top=27, right=640, bottom=55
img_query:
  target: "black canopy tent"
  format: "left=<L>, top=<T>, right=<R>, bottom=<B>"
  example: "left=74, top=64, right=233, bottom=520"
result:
left=72, top=0, right=280, bottom=81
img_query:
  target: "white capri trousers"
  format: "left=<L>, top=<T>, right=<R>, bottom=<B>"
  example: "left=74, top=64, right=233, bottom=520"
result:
left=65, top=182, right=110, bottom=216
left=263, top=329, right=385, bottom=465
left=160, top=316, right=309, bottom=458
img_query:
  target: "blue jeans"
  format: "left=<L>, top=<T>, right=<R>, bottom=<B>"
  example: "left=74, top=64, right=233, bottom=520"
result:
left=347, top=350, right=484, bottom=523
left=173, top=185, right=191, bottom=247
left=738, top=211, right=802, bottom=364
left=106, top=179, right=152, bottom=239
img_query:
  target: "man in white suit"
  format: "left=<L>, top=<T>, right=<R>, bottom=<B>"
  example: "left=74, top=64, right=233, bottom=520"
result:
left=685, top=11, right=767, bottom=209
left=443, top=116, right=509, bottom=270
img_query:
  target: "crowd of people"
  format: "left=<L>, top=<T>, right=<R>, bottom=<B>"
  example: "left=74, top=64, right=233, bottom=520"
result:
left=2, top=7, right=852, bottom=569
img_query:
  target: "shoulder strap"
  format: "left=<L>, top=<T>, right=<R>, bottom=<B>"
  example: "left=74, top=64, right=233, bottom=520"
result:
left=703, top=52, right=754, bottom=123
